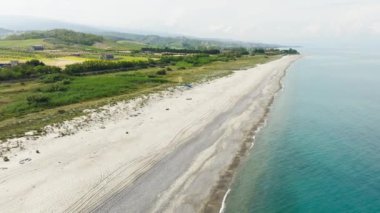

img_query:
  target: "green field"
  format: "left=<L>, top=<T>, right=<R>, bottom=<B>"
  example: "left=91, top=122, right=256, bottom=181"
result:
left=117, top=55, right=149, bottom=61
left=82, top=40, right=144, bottom=51
left=0, top=39, right=52, bottom=50
left=0, top=37, right=150, bottom=68
left=115, top=40, right=146, bottom=50
left=0, top=30, right=148, bottom=66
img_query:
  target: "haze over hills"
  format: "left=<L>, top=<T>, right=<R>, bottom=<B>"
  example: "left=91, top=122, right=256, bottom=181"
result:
left=0, top=28, right=13, bottom=37
left=101, top=31, right=277, bottom=49
left=0, top=15, right=278, bottom=49
left=0, top=15, right=99, bottom=32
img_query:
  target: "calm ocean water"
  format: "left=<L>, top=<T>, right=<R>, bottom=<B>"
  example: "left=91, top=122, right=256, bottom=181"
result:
left=225, top=48, right=380, bottom=213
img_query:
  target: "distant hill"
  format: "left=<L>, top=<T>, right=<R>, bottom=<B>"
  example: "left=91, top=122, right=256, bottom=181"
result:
left=3, top=28, right=277, bottom=50
left=0, top=28, right=13, bottom=37
left=102, top=32, right=277, bottom=49
left=0, top=15, right=279, bottom=49
left=5, top=29, right=104, bottom=46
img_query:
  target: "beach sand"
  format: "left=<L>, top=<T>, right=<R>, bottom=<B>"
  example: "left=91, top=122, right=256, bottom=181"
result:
left=0, top=55, right=299, bottom=213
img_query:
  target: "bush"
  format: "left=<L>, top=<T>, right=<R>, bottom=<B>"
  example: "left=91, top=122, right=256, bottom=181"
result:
left=44, top=83, right=68, bottom=92
left=62, top=79, right=71, bottom=85
left=25, top=59, right=45, bottom=66
left=26, top=94, right=50, bottom=106
left=252, top=48, right=265, bottom=54
left=156, top=70, right=167, bottom=75
left=33, top=65, right=61, bottom=75
left=57, top=109, right=66, bottom=114
left=0, top=63, right=61, bottom=81
left=40, top=73, right=70, bottom=83
left=65, top=60, right=152, bottom=75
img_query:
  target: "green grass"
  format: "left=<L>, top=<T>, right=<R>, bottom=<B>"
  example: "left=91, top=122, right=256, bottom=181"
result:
left=116, top=40, right=146, bottom=50
left=0, top=55, right=279, bottom=140
left=0, top=49, right=47, bottom=62
left=83, top=40, right=146, bottom=51
left=0, top=37, right=148, bottom=67
left=117, top=55, right=149, bottom=61
left=175, top=61, right=193, bottom=68
left=0, top=74, right=167, bottom=118
left=0, top=39, right=52, bottom=50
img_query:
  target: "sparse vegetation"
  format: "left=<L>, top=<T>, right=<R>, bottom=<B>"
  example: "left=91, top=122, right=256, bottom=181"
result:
left=156, top=70, right=167, bottom=75
left=0, top=28, right=298, bottom=140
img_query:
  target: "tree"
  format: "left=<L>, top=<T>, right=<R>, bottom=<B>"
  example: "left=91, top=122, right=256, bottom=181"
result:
left=26, top=59, right=45, bottom=66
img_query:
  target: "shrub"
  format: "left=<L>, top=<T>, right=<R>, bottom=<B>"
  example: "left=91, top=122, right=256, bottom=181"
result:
left=25, top=59, right=45, bottom=66
left=64, top=60, right=152, bottom=75
left=26, top=94, right=50, bottom=106
left=44, top=83, right=68, bottom=92
left=0, top=63, right=61, bottom=81
left=40, top=73, right=70, bottom=83
left=62, top=79, right=71, bottom=85
left=57, top=109, right=66, bottom=114
left=156, top=70, right=167, bottom=75
left=33, top=65, right=61, bottom=75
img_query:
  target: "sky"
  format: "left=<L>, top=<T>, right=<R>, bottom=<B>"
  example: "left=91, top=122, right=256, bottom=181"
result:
left=1, top=0, right=380, bottom=46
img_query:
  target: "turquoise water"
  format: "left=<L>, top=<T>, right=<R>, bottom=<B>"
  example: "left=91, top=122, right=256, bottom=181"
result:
left=225, top=49, right=380, bottom=213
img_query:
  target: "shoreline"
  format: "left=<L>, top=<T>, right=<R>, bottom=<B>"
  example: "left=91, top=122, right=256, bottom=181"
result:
left=204, top=57, right=300, bottom=213
left=0, top=55, right=300, bottom=213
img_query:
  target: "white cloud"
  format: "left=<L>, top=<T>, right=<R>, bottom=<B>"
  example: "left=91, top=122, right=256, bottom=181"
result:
left=369, top=22, right=380, bottom=34
left=0, top=0, right=380, bottom=45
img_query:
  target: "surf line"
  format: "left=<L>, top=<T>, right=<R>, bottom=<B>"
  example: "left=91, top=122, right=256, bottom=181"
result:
left=218, top=189, right=231, bottom=213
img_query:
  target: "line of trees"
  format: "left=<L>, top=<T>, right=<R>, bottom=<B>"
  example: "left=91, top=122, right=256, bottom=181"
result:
left=251, top=48, right=300, bottom=55
left=281, top=48, right=300, bottom=55
left=64, top=60, right=155, bottom=75
left=0, top=60, right=61, bottom=81
left=65, top=54, right=222, bottom=75
left=141, top=47, right=221, bottom=55
left=222, top=47, right=250, bottom=57
left=0, top=47, right=299, bottom=81
left=0, top=53, right=242, bottom=81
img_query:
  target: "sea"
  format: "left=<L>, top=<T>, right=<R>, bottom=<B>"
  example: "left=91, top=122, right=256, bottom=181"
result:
left=225, top=48, right=380, bottom=213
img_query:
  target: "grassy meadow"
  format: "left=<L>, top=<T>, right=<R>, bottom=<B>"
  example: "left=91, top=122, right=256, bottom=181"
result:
left=0, top=39, right=50, bottom=50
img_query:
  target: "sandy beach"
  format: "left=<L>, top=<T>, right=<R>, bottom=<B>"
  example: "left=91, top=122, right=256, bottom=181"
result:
left=0, top=55, right=299, bottom=213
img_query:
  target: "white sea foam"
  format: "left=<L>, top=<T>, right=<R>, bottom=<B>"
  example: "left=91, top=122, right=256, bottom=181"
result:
left=219, top=189, right=231, bottom=213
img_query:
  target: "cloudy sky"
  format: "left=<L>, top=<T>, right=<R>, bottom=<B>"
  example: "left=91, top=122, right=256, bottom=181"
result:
left=1, top=0, right=380, bottom=46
